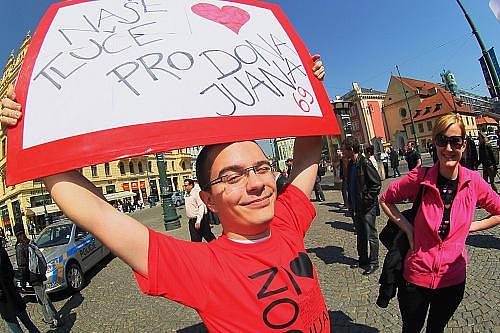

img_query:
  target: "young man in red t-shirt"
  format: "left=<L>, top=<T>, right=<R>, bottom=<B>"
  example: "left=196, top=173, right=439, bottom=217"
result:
left=1, top=58, right=329, bottom=331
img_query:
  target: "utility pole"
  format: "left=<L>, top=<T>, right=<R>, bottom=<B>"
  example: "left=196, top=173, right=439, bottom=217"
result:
left=396, top=65, right=420, bottom=153
left=455, top=0, right=500, bottom=98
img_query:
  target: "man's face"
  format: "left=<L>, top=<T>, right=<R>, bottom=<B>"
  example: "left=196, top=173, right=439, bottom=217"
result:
left=342, top=145, right=353, bottom=159
left=201, top=142, right=276, bottom=235
left=183, top=181, right=193, bottom=194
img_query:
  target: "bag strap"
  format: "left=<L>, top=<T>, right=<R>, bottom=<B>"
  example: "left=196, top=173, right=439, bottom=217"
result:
left=409, top=167, right=429, bottom=225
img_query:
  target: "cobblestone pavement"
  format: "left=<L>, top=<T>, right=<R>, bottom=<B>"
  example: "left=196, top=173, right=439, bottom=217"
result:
left=3, top=170, right=499, bottom=332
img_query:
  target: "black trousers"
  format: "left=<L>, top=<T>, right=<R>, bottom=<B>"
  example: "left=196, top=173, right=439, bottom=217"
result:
left=353, top=206, right=379, bottom=266
left=188, top=215, right=216, bottom=242
left=398, top=280, right=466, bottom=333
left=313, top=181, right=325, bottom=201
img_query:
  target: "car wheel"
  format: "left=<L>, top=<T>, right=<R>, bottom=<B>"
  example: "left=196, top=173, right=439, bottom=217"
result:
left=66, top=262, right=84, bottom=292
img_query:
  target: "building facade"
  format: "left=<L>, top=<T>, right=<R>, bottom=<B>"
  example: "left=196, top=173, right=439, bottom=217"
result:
left=341, top=83, right=386, bottom=147
left=0, top=33, right=192, bottom=235
left=383, top=76, right=478, bottom=151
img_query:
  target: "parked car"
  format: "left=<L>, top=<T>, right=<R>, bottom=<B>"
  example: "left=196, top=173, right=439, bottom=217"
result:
left=15, top=220, right=110, bottom=294
left=169, top=191, right=185, bottom=206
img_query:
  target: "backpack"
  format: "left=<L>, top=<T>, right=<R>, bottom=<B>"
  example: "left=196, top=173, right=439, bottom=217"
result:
left=28, top=242, right=47, bottom=276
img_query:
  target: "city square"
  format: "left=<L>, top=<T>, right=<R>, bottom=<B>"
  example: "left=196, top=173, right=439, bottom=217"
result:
left=0, top=1, right=499, bottom=332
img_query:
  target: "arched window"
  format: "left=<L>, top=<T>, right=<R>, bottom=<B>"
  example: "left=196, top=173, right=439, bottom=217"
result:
left=119, top=162, right=125, bottom=175
left=400, top=108, right=407, bottom=118
left=105, top=163, right=111, bottom=176
left=138, top=162, right=143, bottom=173
left=181, top=161, right=186, bottom=170
left=148, top=161, right=152, bottom=172
left=129, top=161, right=135, bottom=174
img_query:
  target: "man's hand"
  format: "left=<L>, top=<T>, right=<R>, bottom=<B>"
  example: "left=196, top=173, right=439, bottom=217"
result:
left=311, top=54, right=325, bottom=80
left=1, top=84, right=22, bottom=126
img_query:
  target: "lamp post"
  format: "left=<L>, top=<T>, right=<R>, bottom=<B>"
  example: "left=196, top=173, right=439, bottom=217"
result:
left=39, top=180, right=50, bottom=226
left=455, top=0, right=500, bottom=98
left=155, top=152, right=181, bottom=231
left=396, top=65, right=420, bottom=153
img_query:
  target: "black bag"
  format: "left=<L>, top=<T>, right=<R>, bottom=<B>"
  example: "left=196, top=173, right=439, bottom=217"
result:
left=379, top=168, right=428, bottom=249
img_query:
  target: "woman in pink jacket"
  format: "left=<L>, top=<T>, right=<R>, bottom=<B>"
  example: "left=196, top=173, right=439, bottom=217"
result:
left=380, top=114, right=500, bottom=333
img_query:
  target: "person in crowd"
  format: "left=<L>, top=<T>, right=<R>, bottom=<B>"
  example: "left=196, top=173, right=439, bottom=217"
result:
left=389, top=147, right=401, bottom=177
left=380, top=149, right=389, bottom=179
left=364, top=146, right=379, bottom=173
left=313, top=168, right=325, bottom=202
left=428, top=142, right=438, bottom=164
left=274, top=169, right=288, bottom=194
left=183, top=179, right=216, bottom=242
left=1, top=56, right=328, bottom=332
left=285, top=158, right=293, bottom=177
left=340, top=147, right=352, bottom=216
left=345, top=139, right=381, bottom=275
left=460, top=135, right=478, bottom=170
left=0, top=244, right=40, bottom=333
left=405, top=142, right=422, bottom=171
left=380, top=114, right=500, bottom=333
left=14, top=224, right=62, bottom=329
left=478, top=132, right=498, bottom=193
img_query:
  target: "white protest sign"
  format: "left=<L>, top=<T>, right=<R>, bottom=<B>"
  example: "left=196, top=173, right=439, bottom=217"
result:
left=8, top=0, right=338, bottom=185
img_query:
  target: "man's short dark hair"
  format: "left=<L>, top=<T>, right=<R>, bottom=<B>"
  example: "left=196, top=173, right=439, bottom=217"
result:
left=286, top=158, right=293, bottom=163
left=342, top=138, right=360, bottom=154
left=365, top=145, right=374, bottom=156
left=184, top=179, right=195, bottom=186
left=195, top=141, right=262, bottom=192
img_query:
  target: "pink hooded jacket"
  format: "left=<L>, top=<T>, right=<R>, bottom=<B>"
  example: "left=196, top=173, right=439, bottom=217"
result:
left=380, top=164, right=500, bottom=289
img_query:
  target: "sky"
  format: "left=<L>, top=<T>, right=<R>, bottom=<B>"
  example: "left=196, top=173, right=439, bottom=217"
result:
left=0, top=0, right=498, bottom=155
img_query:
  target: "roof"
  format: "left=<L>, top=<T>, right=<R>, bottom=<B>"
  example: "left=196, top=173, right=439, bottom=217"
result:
left=342, top=87, right=386, bottom=100
left=402, top=86, right=472, bottom=125
left=476, top=117, right=498, bottom=125
left=393, top=76, right=440, bottom=93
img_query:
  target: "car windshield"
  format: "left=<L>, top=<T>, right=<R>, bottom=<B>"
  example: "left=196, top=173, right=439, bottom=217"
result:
left=36, top=224, right=73, bottom=248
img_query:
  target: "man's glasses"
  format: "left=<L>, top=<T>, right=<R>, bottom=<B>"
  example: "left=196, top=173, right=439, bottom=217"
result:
left=209, top=163, right=272, bottom=189
left=435, top=134, right=465, bottom=149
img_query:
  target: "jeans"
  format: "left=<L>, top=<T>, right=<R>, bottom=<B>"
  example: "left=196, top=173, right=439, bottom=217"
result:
left=398, top=280, right=465, bottom=333
left=33, top=283, right=59, bottom=325
left=313, top=181, right=325, bottom=201
left=4, top=309, right=40, bottom=333
left=392, top=167, right=401, bottom=177
left=353, top=206, right=379, bottom=266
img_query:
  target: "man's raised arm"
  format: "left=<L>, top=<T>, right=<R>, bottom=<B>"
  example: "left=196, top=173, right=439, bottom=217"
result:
left=43, top=171, right=149, bottom=276
left=288, top=136, right=322, bottom=197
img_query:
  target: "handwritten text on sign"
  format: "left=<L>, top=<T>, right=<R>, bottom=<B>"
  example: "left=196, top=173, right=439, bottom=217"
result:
left=23, top=0, right=321, bottom=149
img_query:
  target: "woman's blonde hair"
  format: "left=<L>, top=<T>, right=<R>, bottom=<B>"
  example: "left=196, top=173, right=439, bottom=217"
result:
left=432, top=114, right=466, bottom=140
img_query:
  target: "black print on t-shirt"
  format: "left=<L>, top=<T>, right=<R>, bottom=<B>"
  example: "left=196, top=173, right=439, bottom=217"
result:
left=248, top=252, right=328, bottom=331
left=290, top=252, right=314, bottom=279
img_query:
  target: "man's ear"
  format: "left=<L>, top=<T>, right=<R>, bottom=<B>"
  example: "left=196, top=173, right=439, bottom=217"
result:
left=199, top=190, right=218, bottom=213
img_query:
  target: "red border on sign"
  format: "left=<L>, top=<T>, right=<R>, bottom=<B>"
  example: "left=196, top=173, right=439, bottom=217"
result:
left=7, top=0, right=339, bottom=185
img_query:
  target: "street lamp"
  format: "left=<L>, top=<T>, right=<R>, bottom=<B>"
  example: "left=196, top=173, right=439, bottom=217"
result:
left=155, top=152, right=181, bottom=231
left=396, top=65, right=420, bottom=153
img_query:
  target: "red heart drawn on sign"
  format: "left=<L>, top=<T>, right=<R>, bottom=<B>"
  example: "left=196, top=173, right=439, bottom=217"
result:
left=191, top=3, right=250, bottom=34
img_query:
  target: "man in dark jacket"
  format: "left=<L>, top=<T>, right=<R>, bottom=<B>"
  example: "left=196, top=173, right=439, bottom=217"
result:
left=14, top=223, right=61, bottom=329
left=389, top=147, right=400, bottom=177
left=344, top=139, right=382, bottom=275
left=460, top=136, right=478, bottom=170
left=0, top=245, right=40, bottom=332
left=478, top=132, right=498, bottom=193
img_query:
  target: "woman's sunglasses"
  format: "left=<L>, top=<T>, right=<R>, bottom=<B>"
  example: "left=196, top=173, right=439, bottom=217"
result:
left=435, top=134, right=465, bottom=149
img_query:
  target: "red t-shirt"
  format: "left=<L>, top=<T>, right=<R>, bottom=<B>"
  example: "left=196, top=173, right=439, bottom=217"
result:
left=134, top=185, right=330, bottom=332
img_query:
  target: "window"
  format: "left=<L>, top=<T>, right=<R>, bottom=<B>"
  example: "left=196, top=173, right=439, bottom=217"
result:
left=129, top=161, right=135, bottom=174
left=418, top=123, right=424, bottom=133
left=1, top=138, right=6, bottom=159
left=105, top=163, right=111, bottom=176
left=148, top=161, right=152, bottom=173
left=400, top=108, right=407, bottom=118
left=119, top=162, right=125, bottom=175
left=91, top=165, right=98, bottom=177
left=424, top=106, right=431, bottom=114
left=105, top=185, right=115, bottom=194
left=171, top=161, right=175, bottom=171
left=181, top=161, right=186, bottom=170
left=138, top=162, right=143, bottom=173
left=435, top=103, right=442, bottom=111
left=427, top=121, right=432, bottom=131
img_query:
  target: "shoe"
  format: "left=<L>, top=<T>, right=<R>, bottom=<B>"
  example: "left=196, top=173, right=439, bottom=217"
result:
left=50, top=320, right=63, bottom=329
left=362, top=265, right=379, bottom=276
left=350, top=262, right=369, bottom=270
